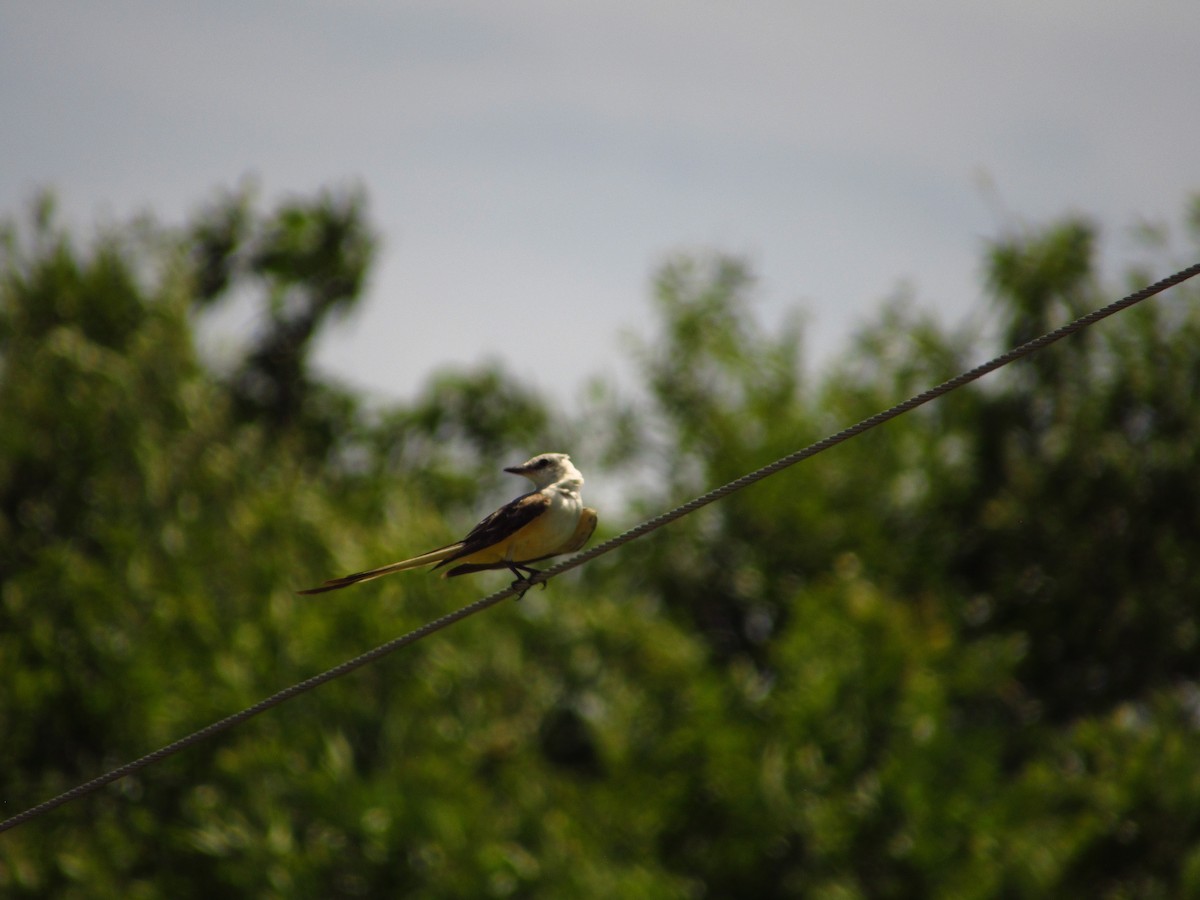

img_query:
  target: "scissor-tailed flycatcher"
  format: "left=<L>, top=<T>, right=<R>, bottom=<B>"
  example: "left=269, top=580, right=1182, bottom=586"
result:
left=299, top=453, right=597, bottom=597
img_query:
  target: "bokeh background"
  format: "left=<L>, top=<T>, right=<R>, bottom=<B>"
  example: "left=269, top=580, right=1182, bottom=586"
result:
left=3, top=3, right=1200, bottom=897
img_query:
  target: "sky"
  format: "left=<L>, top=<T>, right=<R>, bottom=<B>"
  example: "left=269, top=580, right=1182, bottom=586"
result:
left=3, top=0, right=1198, bottom=408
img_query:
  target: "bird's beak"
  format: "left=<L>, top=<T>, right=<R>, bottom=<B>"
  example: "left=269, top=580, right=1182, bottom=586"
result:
left=504, top=465, right=522, bottom=475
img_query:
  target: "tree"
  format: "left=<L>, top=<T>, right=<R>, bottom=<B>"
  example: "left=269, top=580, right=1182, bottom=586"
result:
left=610, top=209, right=1200, bottom=896
left=3, top=184, right=1200, bottom=898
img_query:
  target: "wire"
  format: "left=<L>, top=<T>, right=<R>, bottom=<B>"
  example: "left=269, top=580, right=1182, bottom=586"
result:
left=0, top=591, right=515, bottom=834
left=525, top=260, right=1200, bottom=584
left=2, top=261, right=1197, bottom=835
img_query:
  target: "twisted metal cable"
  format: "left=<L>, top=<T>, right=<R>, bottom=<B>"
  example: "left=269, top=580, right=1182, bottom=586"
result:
left=524, top=260, right=1200, bottom=585
left=0, top=591, right=517, bottom=834
left=2, top=260, right=1197, bottom=835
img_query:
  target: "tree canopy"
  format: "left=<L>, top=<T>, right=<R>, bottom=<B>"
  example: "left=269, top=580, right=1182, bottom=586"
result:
left=2, top=186, right=1199, bottom=898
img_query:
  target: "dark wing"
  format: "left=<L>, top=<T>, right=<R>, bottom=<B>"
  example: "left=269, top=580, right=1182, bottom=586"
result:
left=442, top=506, right=598, bottom=578
left=432, top=490, right=551, bottom=571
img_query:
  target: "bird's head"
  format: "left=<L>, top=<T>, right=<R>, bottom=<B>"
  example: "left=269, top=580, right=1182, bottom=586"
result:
left=505, top=452, right=583, bottom=489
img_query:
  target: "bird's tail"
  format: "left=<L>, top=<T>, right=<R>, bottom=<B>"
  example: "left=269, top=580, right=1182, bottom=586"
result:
left=298, top=544, right=464, bottom=595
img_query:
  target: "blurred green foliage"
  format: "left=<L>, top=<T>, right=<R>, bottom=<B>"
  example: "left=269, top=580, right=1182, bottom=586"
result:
left=1, top=186, right=1199, bottom=898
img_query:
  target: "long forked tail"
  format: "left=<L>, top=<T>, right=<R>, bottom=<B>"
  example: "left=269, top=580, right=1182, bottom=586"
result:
left=298, top=544, right=463, bottom=595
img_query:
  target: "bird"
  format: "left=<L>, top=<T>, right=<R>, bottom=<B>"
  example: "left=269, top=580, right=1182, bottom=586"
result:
left=299, top=452, right=597, bottom=597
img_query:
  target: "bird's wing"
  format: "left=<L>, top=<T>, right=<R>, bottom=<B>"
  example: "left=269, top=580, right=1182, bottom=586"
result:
left=442, top=506, right=597, bottom=578
left=298, top=491, right=556, bottom=594
left=433, top=490, right=552, bottom=571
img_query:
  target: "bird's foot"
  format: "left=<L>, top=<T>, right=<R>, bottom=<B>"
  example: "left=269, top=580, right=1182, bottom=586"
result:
left=507, top=566, right=546, bottom=601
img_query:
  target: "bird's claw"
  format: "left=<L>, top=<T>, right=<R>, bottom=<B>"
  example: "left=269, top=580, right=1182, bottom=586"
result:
left=509, top=573, right=548, bottom=601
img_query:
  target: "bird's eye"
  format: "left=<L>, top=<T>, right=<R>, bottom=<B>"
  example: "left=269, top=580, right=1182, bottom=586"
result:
left=536, top=458, right=550, bottom=468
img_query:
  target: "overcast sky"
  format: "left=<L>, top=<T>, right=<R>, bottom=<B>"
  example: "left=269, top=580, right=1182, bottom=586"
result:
left=3, top=1, right=1198, bottom=406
